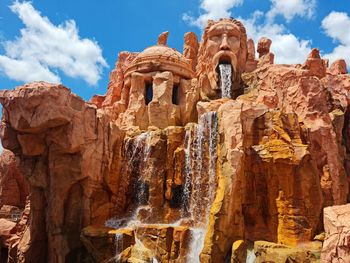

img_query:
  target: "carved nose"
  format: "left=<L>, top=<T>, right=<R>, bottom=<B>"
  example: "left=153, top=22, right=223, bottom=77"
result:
left=220, top=35, right=230, bottom=50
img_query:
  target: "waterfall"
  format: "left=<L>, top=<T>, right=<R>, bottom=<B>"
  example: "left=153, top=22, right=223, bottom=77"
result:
left=219, top=64, right=232, bottom=98
left=188, top=112, right=218, bottom=223
left=124, top=132, right=150, bottom=207
left=115, top=233, right=123, bottom=262
left=207, top=111, right=218, bottom=217
left=189, top=117, right=205, bottom=222
left=186, top=229, right=206, bottom=263
left=136, top=133, right=151, bottom=206
left=133, top=235, right=149, bottom=260
left=246, top=247, right=257, bottom=263
left=107, top=112, right=219, bottom=263
left=182, top=126, right=193, bottom=217
left=187, top=112, right=218, bottom=263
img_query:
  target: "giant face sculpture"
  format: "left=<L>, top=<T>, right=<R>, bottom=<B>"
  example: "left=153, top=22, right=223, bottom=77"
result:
left=197, top=18, right=248, bottom=100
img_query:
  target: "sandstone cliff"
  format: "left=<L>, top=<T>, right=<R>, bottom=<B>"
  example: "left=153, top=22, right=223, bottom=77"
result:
left=0, top=18, right=350, bottom=263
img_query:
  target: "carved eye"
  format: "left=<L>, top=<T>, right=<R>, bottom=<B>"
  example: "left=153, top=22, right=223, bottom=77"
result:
left=227, top=33, right=239, bottom=42
left=209, top=35, right=220, bottom=42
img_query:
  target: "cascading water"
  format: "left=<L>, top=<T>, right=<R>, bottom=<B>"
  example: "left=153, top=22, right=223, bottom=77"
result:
left=107, top=113, right=219, bottom=262
left=207, top=112, right=218, bottom=214
left=106, top=133, right=149, bottom=227
left=133, top=235, right=148, bottom=260
left=189, top=117, right=205, bottom=222
left=182, top=127, right=193, bottom=217
left=219, top=64, right=232, bottom=98
left=186, top=228, right=206, bottom=263
left=137, top=133, right=151, bottom=206
left=107, top=132, right=151, bottom=259
left=123, top=132, right=151, bottom=209
left=114, top=233, right=123, bottom=262
left=186, top=112, right=218, bottom=262
left=246, top=247, right=257, bottom=263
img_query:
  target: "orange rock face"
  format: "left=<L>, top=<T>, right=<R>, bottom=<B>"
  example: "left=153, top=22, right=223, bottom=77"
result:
left=321, top=204, right=350, bottom=262
left=0, top=82, right=109, bottom=262
left=0, top=150, right=28, bottom=208
left=1, top=17, right=350, bottom=263
left=245, top=38, right=258, bottom=73
left=329, top=59, right=348, bottom=75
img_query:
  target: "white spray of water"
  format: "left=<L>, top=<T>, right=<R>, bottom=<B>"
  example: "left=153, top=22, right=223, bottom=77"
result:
left=189, top=117, right=205, bottom=222
left=186, top=229, right=206, bottom=263
left=246, top=247, right=256, bottom=263
left=187, top=112, right=218, bottom=263
left=108, top=114, right=219, bottom=263
left=219, top=64, right=232, bottom=98
left=182, top=126, right=193, bottom=217
left=114, top=233, right=123, bottom=262
left=133, top=235, right=149, bottom=261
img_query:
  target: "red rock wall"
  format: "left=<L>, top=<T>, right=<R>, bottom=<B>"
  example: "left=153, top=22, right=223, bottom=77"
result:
left=0, top=150, right=28, bottom=208
left=1, top=23, right=350, bottom=263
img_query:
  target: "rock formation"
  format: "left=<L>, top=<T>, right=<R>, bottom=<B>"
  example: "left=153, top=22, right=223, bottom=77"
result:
left=197, top=18, right=247, bottom=100
left=257, top=37, right=274, bottom=67
left=0, top=150, right=28, bottom=209
left=245, top=38, right=258, bottom=73
left=0, top=149, right=28, bottom=261
left=1, top=17, right=350, bottom=263
left=321, top=204, right=350, bottom=262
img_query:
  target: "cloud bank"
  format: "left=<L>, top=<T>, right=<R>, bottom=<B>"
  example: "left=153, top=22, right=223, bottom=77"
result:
left=322, top=11, right=350, bottom=67
left=0, top=1, right=108, bottom=85
left=267, top=0, right=316, bottom=22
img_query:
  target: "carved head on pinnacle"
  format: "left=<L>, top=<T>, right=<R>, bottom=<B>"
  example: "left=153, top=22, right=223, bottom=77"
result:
left=197, top=18, right=248, bottom=100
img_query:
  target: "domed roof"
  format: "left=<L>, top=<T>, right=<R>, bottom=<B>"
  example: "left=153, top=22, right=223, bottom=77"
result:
left=136, top=45, right=185, bottom=62
left=124, top=45, right=195, bottom=79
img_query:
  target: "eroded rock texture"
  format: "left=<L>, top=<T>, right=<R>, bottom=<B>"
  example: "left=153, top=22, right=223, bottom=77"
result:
left=0, top=150, right=28, bottom=208
left=321, top=204, right=350, bottom=262
left=1, top=17, right=350, bottom=263
left=0, top=149, right=28, bottom=261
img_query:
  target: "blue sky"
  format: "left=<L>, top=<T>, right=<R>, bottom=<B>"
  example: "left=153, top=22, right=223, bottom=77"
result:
left=0, top=0, right=349, bottom=101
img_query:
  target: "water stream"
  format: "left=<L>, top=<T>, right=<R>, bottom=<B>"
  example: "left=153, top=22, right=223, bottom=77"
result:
left=114, top=233, right=123, bottom=262
left=219, top=64, right=232, bottom=98
left=108, top=112, right=219, bottom=262
left=246, top=247, right=257, bottom=263
left=182, top=126, right=193, bottom=217
left=186, top=112, right=218, bottom=262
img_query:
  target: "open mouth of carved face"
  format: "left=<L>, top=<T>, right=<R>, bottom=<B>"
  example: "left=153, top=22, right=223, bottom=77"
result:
left=214, top=53, right=236, bottom=80
left=215, top=55, right=235, bottom=98
left=215, top=55, right=233, bottom=74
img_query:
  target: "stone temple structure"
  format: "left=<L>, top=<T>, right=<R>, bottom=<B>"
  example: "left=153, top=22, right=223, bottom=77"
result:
left=0, top=18, right=350, bottom=263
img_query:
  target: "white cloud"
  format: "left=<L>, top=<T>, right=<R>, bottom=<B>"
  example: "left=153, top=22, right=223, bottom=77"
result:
left=267, top=0, right=316, bottom=22
left=241, top=12, right=312, bottom=64
left=322, top=11, right=350, bottom=45
left=0, top=56, right=60, bottom=83
left=182, top=0, right=243, bottom=28
left=322, top=11, right=350, bottom=67
left=0, top=1, right=108, bottom=85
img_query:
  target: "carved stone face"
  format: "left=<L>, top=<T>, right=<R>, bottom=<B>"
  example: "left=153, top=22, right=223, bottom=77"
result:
left=197, top=19, right=247, bottom=100
left=207, top=23, right=241, bottom=66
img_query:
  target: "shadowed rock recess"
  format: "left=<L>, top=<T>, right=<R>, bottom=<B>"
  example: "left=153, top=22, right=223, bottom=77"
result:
left=0, top=18, right=350, bottom=263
